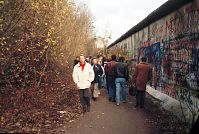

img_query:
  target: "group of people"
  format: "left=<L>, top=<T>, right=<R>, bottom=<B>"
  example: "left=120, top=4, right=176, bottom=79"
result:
left=104, top=55, right=129, bottom=106
left=72, top=54, right=152, bottom=113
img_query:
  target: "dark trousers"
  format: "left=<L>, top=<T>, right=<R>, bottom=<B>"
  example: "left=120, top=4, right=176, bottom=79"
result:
left=79, top=89, right=90, bottom=110
left=106, top=76, right=109, bottom=93
left=136, top=90, right=146, bottom=107
left=190, top=116, right=199, bottom=134
left=107, top=75, right=116, bottom=100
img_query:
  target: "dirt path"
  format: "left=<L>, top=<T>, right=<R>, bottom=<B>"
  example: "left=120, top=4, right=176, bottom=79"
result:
left=60, top=89, right=157, bottom=134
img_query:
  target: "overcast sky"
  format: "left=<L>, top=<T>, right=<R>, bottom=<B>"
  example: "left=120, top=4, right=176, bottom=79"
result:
left=75, top=0, right=168, bottom=44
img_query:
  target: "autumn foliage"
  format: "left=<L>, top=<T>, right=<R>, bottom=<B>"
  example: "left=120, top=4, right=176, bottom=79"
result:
left=0, top=0, right=95, bottom=88
left=0, top=0, right=95, bottom=133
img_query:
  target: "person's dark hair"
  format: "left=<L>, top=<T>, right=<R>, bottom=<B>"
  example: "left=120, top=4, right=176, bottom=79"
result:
left=91, top=57, right=97, bottom=62
left=118, top=57, right=125, bottom=62
left=141, top=57, right=147, bottom=62
left=111, top=54, right=117, bottom=61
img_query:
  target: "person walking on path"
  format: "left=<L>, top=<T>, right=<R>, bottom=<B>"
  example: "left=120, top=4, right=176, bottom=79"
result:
left=91, top=57, right=103, bottom=101
left=104, top=55, right=117, bottom=102
left=104, top=58, right=111, bottom=93
left=112, top=57, right=129, bottom=106
left=133, top=57, right=152, bottom=108
left=98, top=61, right=106, bottom=89
left=72, top=54, right=94, bottom=113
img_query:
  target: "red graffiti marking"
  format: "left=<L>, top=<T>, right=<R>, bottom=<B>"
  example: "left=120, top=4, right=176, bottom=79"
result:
left=185, top=3, right=199, bottom=13
left=162, top=84, right=176, bottom=98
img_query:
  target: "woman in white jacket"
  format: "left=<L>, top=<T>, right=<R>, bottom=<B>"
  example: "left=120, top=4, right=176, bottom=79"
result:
left=72, top=54, right=94, bottom=113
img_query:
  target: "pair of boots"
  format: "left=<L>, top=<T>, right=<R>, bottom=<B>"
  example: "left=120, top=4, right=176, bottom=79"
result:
left=92, top=97, right=97, bottom=101
left=135, top=103, right=144, bottom=108
left=83, top=105, right=90, bottom=113
left=109, top=97, right=116, bottom=102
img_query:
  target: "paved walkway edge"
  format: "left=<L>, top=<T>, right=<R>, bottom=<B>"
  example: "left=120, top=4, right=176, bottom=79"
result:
left=146, top=85, right=199, bottom=124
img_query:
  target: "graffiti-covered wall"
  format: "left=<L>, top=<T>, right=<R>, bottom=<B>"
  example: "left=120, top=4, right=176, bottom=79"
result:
left=111, top=1, right=199, bottom=98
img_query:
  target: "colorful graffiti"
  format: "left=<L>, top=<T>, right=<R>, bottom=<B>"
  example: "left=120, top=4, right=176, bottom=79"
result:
left=165, top=34, right=199, bottom=89
left=110, top=1, right=199, bottom=98
left=140, top=34, right=199, bottom=98
left=136, top=1, right=199, bottom=98
left=140, top=42, right=161, bottom=88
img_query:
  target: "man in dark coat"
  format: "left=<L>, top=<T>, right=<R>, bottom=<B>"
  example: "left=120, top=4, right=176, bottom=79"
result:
left=133, top=57, right=152, bottom=108
left=112, top=57, right=129, bottom=106
left=105, top=55, right=117, bottom=102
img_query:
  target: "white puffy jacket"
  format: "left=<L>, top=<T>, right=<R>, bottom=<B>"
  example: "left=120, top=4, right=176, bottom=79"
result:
left=72, top=62, right=94, bottom=89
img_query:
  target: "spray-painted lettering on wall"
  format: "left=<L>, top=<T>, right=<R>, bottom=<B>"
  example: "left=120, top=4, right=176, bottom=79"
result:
left=140, top=34, right=199, bottom=98
left=162, top=34, right=199, bottom=91
left=137, top=2, right=199, bottom=98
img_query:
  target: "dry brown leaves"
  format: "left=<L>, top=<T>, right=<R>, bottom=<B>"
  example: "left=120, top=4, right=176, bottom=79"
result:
left=0, top=77, right=81, bottom=133
left=144, top=94, right=189, bottom=134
